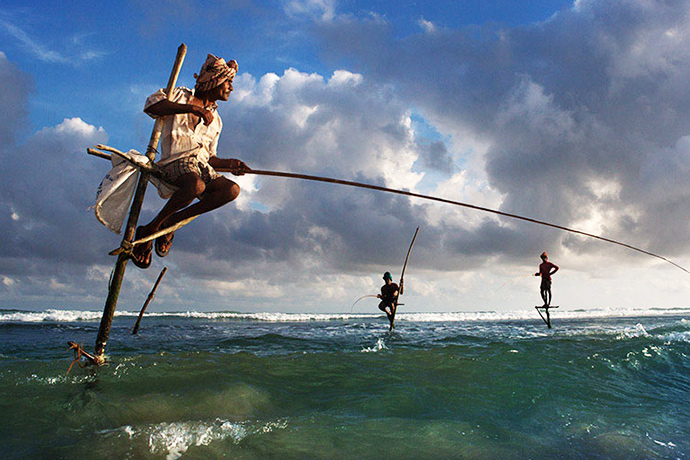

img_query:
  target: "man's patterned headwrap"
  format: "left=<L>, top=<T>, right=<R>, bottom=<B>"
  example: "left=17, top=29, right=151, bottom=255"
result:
left=194, top=54, right=238, bottom=93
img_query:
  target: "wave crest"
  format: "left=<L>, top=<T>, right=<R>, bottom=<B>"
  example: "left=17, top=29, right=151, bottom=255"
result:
left=1, top=306, right=689, bottom=324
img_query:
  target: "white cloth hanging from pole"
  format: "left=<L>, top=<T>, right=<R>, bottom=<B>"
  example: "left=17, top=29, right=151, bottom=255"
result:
left=93, top=147, right=178, bottom=234
left=94, top=150, right=140, bottom=234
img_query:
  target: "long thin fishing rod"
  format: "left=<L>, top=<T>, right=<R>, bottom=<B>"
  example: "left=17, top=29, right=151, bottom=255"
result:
left=243, top=169, right=690, bottom=275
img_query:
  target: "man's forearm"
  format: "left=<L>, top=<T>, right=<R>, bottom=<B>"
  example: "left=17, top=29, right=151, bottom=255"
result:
left=145, top=99, right=198, bottom=117
left=209, top=157, right=248, bottom=173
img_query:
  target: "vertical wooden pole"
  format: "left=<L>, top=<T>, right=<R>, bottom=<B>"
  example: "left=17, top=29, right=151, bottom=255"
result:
left=132, top=266, right=167, bottom=335
left=94, top=44, right=187, bottom=362
left=545, top=307, right=552, bottom=329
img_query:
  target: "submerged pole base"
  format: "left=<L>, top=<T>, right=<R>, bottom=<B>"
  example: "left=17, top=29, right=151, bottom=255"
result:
left=67, top=341, right=101, bottom=370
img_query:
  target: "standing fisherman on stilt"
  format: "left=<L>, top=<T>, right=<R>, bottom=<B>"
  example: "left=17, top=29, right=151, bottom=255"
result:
left=535, top=251, right=559, bottom=307
left=132, top=54, right=250, bottom=268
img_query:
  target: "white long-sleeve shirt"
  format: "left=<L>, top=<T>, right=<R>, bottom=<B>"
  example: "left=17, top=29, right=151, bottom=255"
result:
left=144, top=87, right=223, bottom=166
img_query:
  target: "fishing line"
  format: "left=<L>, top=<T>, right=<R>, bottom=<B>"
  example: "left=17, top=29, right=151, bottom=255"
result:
left=243, top=169, right=690, bottom=275
left=494, top=273, right=534, bottom=293
left=350, top=294, right=379, bottom=312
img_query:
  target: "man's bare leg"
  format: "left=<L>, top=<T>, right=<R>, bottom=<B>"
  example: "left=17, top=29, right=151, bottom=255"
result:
left=388, top=304, right=397, bottom=331
left=159, top=175, right=239, bottom=229
left=133, top=174, right=239, bottom=261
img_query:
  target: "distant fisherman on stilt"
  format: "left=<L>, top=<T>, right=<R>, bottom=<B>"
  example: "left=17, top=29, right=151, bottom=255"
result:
left=131, top=54, right=250, bottom=268
left=535, top=251, right=559, bottom=307
left=378, top=271, right=400, bottom=331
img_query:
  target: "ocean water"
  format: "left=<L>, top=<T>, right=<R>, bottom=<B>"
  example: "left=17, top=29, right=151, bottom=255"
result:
left=0, top=307, right=689, bottom=460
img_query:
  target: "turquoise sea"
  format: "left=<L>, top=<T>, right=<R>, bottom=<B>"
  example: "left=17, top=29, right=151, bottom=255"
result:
left=1, top=307, right=688, bottom=459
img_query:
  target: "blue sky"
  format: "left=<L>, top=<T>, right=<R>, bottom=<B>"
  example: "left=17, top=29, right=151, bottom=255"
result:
left=2, top=0, right=690, bottom=313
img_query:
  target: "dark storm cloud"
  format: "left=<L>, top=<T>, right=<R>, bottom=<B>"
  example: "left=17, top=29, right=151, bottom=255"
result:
left=417, top=140, right=454, bottom=173
left=313, top=0, right=690, bottom=262
left=2, top=119, right=110, bottom=265
left=0, top=53, right=121, bottom=307
left=0, top=53, right=32, bottom=142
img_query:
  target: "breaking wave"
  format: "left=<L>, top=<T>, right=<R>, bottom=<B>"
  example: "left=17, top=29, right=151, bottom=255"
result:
left=1, top=306, right=689, bottom=324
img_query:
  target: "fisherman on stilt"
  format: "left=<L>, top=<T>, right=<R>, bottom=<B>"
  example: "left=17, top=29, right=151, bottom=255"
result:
left=378, top=271, right=401, bottom=331
left=535, top=251, right=559, bottom=307
left=131, top=54, right=250, bottom=268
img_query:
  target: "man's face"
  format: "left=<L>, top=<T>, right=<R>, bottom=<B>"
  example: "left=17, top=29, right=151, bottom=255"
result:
left=213, top=78, right=233, bottom=101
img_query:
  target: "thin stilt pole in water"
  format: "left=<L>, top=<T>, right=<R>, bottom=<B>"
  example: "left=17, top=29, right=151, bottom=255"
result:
left=535, top=305, right=558, bottom=329
left=132, top=267, right=167, bottom=335
left=93, top=44, right=187, bottom=363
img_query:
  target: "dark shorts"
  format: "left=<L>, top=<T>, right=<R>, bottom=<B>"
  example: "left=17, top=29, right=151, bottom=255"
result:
left=378, top=299, right=396, bottom=312
left=162, top=156, right=221, bottom=185
left=540, top=278, right=552, bottom=290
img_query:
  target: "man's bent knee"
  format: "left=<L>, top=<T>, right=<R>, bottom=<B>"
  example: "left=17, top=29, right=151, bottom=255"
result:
left=215, top=179, right=240, bottom=204
left=228, top=182, right=240, bottom=202
left=175, top=173, right=207, bottom=199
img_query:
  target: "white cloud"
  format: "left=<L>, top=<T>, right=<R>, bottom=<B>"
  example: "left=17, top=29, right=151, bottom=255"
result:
left=0, top=17, right=68, bottom=63
left=283, top=0, right=337, bottom=22
left=50, top=117, right=106, bottom=137
left=0, top=16, right=104, bottom=65
left=418, top=18, right=437, bottom=34
left=327, top=70, right=363, bottom=87
left=201, top=278, right=285, bottom=299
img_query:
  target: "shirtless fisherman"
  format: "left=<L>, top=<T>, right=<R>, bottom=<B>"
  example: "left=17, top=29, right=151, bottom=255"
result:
left=132, top=54, right=250, bottom=268
left=535, top=252, right=559, bottom=307
left=378, top=271, right=400, bottom=330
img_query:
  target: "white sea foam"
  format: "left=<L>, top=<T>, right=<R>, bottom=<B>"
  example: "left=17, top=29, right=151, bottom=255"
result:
left=615, top=323, right=650, bottom=340
left=143, top=418, right=286, bottom=460
left=659, top=330, right=690, bottom=343
left=0, top=308, right=137, bottom=323
left=362, top=338, right=388, bottom=353
left=1, top=306, right=688, bottom=323
left=101, top=418, right=287, bottom=460
left=148, top=420, right=246, bottom=460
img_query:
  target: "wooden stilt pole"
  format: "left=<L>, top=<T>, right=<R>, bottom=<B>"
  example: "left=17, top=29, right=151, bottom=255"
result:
left=535, top=305, right=558, bottom=329
left=93, top=44, right=187, bottom=363
left=132, top=267, right=167, bottom=335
